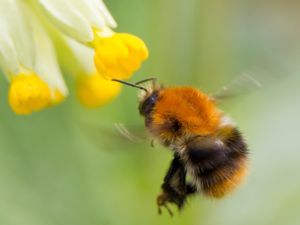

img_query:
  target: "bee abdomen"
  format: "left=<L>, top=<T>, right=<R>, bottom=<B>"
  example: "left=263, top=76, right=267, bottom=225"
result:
left=185, top=128, right=248, bottom=198
left=199, top=157, right=248, bottom=198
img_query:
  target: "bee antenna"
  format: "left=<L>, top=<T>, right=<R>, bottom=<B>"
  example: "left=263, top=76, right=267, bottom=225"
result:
left=135, top=77, right=157, bottom=85
left=111, top=79, right=148, bottom=93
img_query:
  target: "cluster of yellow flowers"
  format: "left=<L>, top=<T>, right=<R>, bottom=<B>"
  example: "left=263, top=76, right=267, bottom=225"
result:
left=0, top=0, right=149, bottom=114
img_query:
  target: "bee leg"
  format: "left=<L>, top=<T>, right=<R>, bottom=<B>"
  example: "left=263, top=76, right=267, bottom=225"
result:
left=186, top=183, right=197, bottom=195
left=157, top=154, right=188, bottom=214
left=157, top=192, right=174, bottom=217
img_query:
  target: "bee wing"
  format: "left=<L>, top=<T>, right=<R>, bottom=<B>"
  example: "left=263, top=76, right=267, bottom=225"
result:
left=212, top=71, right=266, bottom=101
left=77, top=121, right=149, bottom=151
left=114, top=123, right=145, bottom=143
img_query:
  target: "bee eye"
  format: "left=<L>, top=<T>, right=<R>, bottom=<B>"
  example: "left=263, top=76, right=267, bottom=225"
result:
left=139, top=91, right=159, bottom=116
left=149, top=95, right=156, bottom=102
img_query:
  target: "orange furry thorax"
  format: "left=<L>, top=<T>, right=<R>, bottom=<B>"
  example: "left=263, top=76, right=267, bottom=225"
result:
left=151, top=87, right=222, bottom=136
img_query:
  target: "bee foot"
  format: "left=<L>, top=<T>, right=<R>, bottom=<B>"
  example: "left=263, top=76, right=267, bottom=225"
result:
left=157, top=193, right=174, bottom=217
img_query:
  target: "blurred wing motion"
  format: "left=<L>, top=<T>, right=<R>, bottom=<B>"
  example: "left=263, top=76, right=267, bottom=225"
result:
left=213, top=72, right=263, bottom=101
left=114, top=123, right=145, bottom=143
left=77, top=121, right=148, bottom=151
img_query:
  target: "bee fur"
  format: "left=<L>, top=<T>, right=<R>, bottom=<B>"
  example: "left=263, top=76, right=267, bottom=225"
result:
left=139, top=86, right=249, bottom=214
left=112, top=78, right=249, bottom=215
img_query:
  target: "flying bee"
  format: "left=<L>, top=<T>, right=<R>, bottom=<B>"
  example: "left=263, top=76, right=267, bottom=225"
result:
left=112, top=78, right=249, bottom=216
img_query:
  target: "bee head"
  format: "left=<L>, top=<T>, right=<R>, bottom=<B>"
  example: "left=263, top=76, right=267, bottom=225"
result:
left=111, top=78, right=159, bottom=116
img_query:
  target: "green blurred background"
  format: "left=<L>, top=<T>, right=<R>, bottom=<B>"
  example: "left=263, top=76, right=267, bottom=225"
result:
left=1, top=0, right=300, bottom=224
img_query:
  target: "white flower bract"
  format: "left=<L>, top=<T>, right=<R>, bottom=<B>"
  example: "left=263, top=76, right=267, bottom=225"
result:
left=36, top=0, right=117, bottom=43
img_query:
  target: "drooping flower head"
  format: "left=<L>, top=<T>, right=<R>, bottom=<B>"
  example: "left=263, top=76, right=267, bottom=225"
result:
left=35, top=0, right=149, bottom=80
left=0, top=0, right=68, bottom=114
left=0, top=0, right=149, bottom=114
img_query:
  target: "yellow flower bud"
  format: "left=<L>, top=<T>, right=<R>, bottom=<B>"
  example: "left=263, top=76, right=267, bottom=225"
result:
left=76, top=72, right=122, bottom=108
left=8, top=73, right=51, bottom=115
left=93, top=33, right=149, bottom=80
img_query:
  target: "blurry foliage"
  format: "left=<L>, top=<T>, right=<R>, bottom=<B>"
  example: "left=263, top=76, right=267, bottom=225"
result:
left=0, top=0, right=300, bottom=225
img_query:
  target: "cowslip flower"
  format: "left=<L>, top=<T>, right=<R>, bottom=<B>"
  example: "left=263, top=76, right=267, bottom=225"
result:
left=0, top=0, right=149, bottom=114
left=34, top=0, right=149, bottom=80
left=77, top=73, right=122, bottom=107
left=66, top=37, right=122, bottom=107
left=0, top=0, right=68, bottom=114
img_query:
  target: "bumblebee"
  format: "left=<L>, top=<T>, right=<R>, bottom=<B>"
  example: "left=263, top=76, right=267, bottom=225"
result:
left=113, top=78, right=249, bottom=216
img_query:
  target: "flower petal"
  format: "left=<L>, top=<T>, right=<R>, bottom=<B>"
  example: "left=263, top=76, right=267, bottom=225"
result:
left=92, top=0, right=117, bottom=28
left=0, top=31, right=19, bottom=77
left=93, top=33, right=149, bottom=80
left=8, top=73, right=51, bottom=115
left=0, top=0, right=34, bottom=75
left=36, top=0, right=93, bottom=42
left=68, top=0, right=108, bottom=30
left=65, top=36, right=96, bottom=74
left=76, top=73, right=122, bottom=107
left=36, top=0, right=117, bottom=43
left=26, top=7, right=68, bottom=101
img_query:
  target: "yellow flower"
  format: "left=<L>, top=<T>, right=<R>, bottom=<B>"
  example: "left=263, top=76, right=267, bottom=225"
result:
left=35, top=0, right=149, bottom=80
left=0, top=0, right=67, bottom=115
left=93, top=32, right=149, bottom=80
left=8, top=73, right=51, bottom=114
left=0, top=0, right=149, bottom=115
left=77, top=73, right=122, bottom=107
left=66, top=36, right=122, bottom=107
